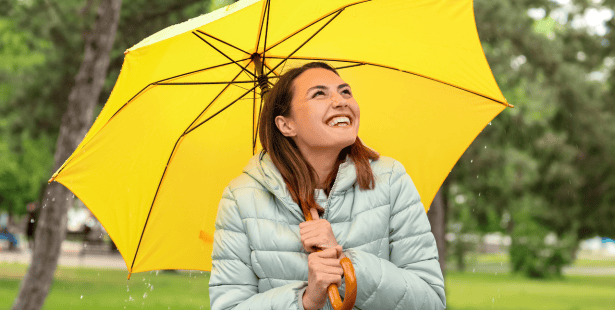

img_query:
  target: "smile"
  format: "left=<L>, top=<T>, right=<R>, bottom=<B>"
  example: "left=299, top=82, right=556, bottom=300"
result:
left=327, top=116, right=351, bottom=127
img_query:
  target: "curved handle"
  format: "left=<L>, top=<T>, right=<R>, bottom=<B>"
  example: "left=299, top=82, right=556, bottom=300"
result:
left=304, top=208, right=357, bottom=310
left=327, top=256, right=357, bottom=310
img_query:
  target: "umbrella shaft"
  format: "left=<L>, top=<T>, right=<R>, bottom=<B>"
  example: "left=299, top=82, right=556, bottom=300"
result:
left=252, top=53, right=270, bottom=96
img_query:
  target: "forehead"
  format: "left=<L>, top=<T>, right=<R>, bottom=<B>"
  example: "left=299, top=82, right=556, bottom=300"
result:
left=292, top=68, right=344, bottom=92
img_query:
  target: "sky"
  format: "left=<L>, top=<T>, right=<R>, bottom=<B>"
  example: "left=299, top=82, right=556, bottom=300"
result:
left=527, top=0, right=614, bottom=36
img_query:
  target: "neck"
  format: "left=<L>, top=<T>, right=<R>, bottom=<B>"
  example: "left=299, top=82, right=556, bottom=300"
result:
left=297, top=145, right=341, bottom=189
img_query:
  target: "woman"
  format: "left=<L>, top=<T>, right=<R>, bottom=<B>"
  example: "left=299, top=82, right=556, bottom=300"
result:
left=209, top=62, right=446, bottom=310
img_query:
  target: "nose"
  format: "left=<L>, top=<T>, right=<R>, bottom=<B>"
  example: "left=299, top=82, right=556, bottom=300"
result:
left=331, top=93, right=348, bottom=108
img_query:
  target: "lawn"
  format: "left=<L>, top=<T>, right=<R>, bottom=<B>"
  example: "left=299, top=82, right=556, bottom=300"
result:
left=1, top=261, right=614, bottom=310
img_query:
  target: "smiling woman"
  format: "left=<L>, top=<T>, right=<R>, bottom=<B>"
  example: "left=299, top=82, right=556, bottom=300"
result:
left=208, top=62, right=446, bottom=310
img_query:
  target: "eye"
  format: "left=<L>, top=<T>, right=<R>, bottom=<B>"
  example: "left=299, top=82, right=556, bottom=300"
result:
left=312, top=90, right=325, bottom=98
left=342, top=89, right=352, bottom=96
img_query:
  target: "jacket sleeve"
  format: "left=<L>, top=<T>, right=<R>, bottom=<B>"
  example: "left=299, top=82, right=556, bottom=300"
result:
left=343, top=160, right=446, bottom=310
left=209, top=185, right=308, bottom=310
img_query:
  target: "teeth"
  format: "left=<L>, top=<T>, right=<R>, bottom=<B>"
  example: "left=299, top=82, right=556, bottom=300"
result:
left=328, top=116, right=350, bottom=127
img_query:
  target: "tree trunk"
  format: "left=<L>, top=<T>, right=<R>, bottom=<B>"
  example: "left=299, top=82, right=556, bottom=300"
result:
left=11, top=1, right=122, bottom=309
left=428, top=186, right=448, bottom=279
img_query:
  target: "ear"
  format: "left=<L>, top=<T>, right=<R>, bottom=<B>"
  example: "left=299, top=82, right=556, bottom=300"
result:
left=275, top=115, right=296, bottom=137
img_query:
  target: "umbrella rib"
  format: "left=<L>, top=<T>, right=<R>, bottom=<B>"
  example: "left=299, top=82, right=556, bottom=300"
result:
left=261, top=0, right=270, bottom=75
left=195, top=30, right=250, bottom=55
left=192, top=31, right=256, bottom=79
left=254, top=0, right=268, bottom=54
left=264, top=56, right=511, bottom=107
left=155, top=81, right=255, bottom=85
left=129, top=60, right=254, bottom=273
left=185, top=85, right=258, bottom=136
left=253, top=94, right=264, bottom=152
left=264, top=0, right=370, bottom=54
left=266, top=9, right=344, bottom=76
left=156, top=58, right=251, bottom=84
left=252, top=66, right=257, bottom=154
left=49, top=59, right=252, bottom=183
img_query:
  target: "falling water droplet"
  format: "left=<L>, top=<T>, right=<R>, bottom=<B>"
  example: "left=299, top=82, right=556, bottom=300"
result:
left=479, top=193, right=481, bottom=196
left=52, top=198, right=55, bottom=201
left=143, top=293, right=148, bottom=299
left=80, top=295, right=83, bottom=299
left=489, top=122, right=492, bottom=125
left=473, top=268, right=475, bottom=273
left=127, top=286, right=130, bottom=292
left=31, top=219, right=34, bottom=223
left=484, top=145, right=487, bottom=149
left=156, top=271, right=159, bottom=276
left=471, top=159, right=473, bottom=163
left=150, top=285, right=154, bottom=291
left=492, top=298, right=494, bottom=303
left=477, top=175, right=479, bottom=178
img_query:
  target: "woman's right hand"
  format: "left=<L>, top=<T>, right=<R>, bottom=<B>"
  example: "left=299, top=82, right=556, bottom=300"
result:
left=303, top=246, right=344, bottom=310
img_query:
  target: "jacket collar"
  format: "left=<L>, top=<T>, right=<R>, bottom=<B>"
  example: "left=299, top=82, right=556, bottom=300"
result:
left=242, top=150, right=358, bottom=217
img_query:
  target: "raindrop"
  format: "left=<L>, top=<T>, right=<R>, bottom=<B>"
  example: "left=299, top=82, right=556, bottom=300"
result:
left=66, top=198, right=68, bottom=200
left=478, top=193, right=481, bottom=196
left=471, top=159, right=473, bottom=163
left=492, top=298, right=494, bottom=303
left=472, top=268, right=475, bottom=273
left=127, top=286, right=130, bottom=292
left=489, top=122, right=492, bottom=125
left=80, top=295, right=83, bottom=299
left=476, top=175, right=479, bottom=178
left=150, top=285, right=154, bottom=291
left=52, top=198, right=55, bottom=201
left=31, top=219, right=34, bottom=223
left=484, top=146, right=487, bottom=149
left=47, top=191, right=50, bottom=194
left=143, top=293, right=148, bottom=299
left=73, top=195, right=75, bottom=198
left=156, top=270, right=159, bottom=276
left=128, top=295, right=134, bottom=301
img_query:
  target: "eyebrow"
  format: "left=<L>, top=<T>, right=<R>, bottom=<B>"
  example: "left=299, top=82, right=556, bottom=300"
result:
left=306, top=83, right=351, bottom=94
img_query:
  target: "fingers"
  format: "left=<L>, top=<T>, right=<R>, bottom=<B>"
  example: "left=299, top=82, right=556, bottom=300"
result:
left=310, top=208, right=319, bottom=220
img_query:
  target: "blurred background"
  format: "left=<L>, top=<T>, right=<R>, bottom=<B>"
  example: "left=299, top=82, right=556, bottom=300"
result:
left=1, top=0, right=614, bottom=309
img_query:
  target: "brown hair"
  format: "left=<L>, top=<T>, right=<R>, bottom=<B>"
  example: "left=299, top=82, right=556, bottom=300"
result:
left=258, top=62, right=379, bottom=217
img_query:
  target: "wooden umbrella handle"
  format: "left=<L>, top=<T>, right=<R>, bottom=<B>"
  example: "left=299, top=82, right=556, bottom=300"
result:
left=305, top=208, right=357, bottom=310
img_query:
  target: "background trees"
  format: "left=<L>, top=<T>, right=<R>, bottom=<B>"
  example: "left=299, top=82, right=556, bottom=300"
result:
left=446, top=0, right=615, bottom=278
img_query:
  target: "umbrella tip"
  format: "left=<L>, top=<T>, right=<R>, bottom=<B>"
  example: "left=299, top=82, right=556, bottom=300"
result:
left=508, top=103, right=515, bottom=108
left=124, top=50, right=130, bottom=55
left=48, top=177, right=55, bottom=184
left=127, top=272, right=131, bottom=280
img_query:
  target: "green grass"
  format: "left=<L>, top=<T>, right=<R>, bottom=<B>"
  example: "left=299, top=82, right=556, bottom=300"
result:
left=2, top=259, right=615, bottom=310
left=446, top=271, right=615, bottom=310
left=0, top=262, right=210, bottom=310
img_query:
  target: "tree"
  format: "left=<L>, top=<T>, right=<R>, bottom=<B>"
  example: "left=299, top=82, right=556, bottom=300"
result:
left=447, top=0, right=615, bottom=278
left=11, top=1, right=122, bottom=309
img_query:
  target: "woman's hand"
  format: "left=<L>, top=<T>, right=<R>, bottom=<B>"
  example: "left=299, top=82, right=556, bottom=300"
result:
left=300, top=208, right=340, bottom=252
left=303, top=246, right=344, bottom=310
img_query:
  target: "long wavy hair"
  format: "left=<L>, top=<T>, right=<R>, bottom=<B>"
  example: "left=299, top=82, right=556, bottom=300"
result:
left=258, top=62, right=380, bottom=217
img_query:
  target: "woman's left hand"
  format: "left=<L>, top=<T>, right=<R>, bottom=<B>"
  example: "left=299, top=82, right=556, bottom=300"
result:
left=300, top=208, right=342, bottom=253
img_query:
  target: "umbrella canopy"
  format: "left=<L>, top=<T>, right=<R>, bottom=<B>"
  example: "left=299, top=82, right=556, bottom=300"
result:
left=50, top=0, right=510, bottom=275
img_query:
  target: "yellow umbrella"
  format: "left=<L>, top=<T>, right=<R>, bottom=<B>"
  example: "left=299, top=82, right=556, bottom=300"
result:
left=49, top=0, right=511, bottom=278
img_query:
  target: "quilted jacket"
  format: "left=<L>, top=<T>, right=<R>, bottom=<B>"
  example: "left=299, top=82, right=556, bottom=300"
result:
left=209, top=151, right=446, bottom=310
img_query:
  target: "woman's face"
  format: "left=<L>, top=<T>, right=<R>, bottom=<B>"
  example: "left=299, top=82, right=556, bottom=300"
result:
left=276, top=68, right=360, bottom=152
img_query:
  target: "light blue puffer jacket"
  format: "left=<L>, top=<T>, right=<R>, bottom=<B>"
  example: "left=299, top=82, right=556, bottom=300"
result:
left=209, top=151, right=446, bottom=310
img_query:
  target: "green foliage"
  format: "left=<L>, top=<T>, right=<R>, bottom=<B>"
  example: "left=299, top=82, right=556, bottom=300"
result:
left=0, top=0, right=233, bottom=215
left=448, top=0, right=615, bottom=278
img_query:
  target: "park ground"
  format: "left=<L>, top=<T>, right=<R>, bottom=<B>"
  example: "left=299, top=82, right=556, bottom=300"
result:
left=1, top=245, right=614, bottom=310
